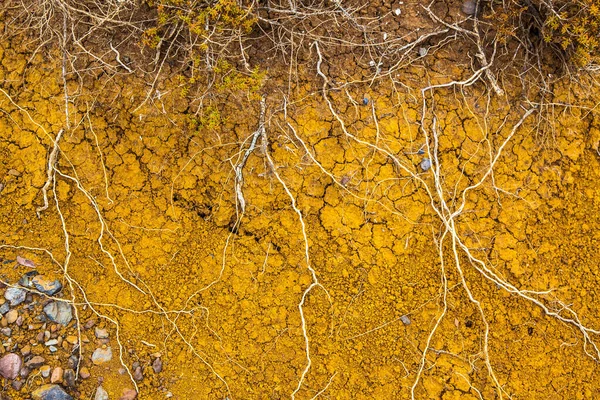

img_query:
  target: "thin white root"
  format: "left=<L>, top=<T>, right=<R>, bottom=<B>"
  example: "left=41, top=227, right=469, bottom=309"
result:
left=36, top=129, right=64, bottom=218
left=234, top=96, right=266, bottom=214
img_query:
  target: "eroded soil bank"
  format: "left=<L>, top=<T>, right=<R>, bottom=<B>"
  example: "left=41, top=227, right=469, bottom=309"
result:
left=2, top=14, right=600, bottom=400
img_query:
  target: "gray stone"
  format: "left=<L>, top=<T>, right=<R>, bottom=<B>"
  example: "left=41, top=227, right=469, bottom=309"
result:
left=31, top=384, right=73, bottom=400
left=91, top=347, right=112, bottom=364
left=5, top=287, right=26, bottom=306
left=461, top=0, right=477, bottom=15
left=0, top=353, right=22, bottom=379
left=43, top=302, right=73, bottom=326
left=94, top=386, right=109, bottom=400
left=32, top=276, right=62, bottom=296
left=152, top=357, right=162, bottom=374
left=400, top=315, right=411, bottom=325
left=420, top=158, right=432, bottom=171
left=0, top=327, right=12, bottom=337
left=0, top=302, right=9, bottom=315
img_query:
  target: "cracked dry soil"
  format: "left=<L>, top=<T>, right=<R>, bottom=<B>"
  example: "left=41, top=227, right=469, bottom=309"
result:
left=2, top=13, right=600, bottom=400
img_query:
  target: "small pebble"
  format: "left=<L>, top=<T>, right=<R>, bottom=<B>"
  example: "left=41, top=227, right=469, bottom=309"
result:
left=461, top=0, right=477, bottom=15
left=362, top=98, right=369, bottom=106
left=0, top=327, right=11, bottom=337
left=16, top=256, right=35, bottom=268
left=120, top=388, right=137, bottom=400
left=32, top=276, right=63, bottom=296
left=49, top=346, right=58, bottom=353
left=11, top=379, right=24, bottom=391
left=0, top=302, right=9, bottom=315
left=5, top=287, right=26, bottom=306
left=63, top=369, right=76, bottom=387
left=0, top=353, right=22, bottom=379
left=420, top=158, right=432, bottom=171
left=51, top=366, right=63, bottom=383
left=133, top=366, right=143, bottom=381
left=26, top=355, right=45, bottom=368
left=400, top=315, right=411, bottom=325
left=95, top=386, right=109, bottom=400
left=418, top=47, right=428, bottom=57
left=67, top=355, right=79, bottom=369
left=43, top=302, right=73, bottom=326
left=79, top=366, right=91, bottom=379
left=66, top=335, right=78, bottom=345
left=94, top=327, right=109, bottom=339
left=45, top=339, right=59, bottom=347
left=5, top=310, right=18, bottom=324
left=20, top=345, right=31, bottom=356
left=92, top=347, right=113, bottom=364
left=40, top=365, right=51, bottom=378
left=20, top=367, right=30, bottom=378
left=152, top=357, right=163, bottom=374
left=394, top=8, right=401, bottom=15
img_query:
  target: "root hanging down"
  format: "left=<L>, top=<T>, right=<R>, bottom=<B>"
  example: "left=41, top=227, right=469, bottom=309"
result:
left=36, top=128, right=64, bottom=218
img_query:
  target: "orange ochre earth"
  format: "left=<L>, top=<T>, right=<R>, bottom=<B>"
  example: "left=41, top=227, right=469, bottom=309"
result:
left=1, top=30, right=600, bottom=400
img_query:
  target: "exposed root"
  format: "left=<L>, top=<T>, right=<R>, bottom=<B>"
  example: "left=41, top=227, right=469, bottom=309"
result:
left=36, top=129, right=64, bottom=218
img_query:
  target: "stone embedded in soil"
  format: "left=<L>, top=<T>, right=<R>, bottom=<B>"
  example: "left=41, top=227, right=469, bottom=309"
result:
left=92, top=347, right=113, bottom=364
left=65, top=335, right=78, bottom=345
left=32, top=276, right=63, bottom=296
left=26, top=356, right=45, bottom=368
left=94, top=327, right=109, bottom=339
left=43, top=302, right=73, bottom=326
left=0, top=302, right=9, bottom=315
left=79, top=366, right=90, bottom=379
left=67, top=355, right=78, bottom=369
left=152, top=357, right=162, bottom=373
left=20, top=367, right=30, bottom=378
left=5, top=287, right=26, bottom=306
left=63, top=369, right=76, bottom=387
left=461, top=0, right=477, bottom=15
left=120, top=388, right=137, bottom=400
left=19, top=271, right=40, bottom=289
left=400, top=315, right=411, bottom=325
left=31, top=384, right=73, bottom=400
left=420, top=158, right=432, bottom=171
left=5, top=309, right=17, bottom=324
left=11, top=379, right=24, bottom=391
left=133, top=366, right=143, bottom=381
left=20, top=345, right=31, bottom=356
left=94, top=386, right=109, bottom=400
left=40, top=365, right=51, bottom=378
left=0, top=327, right=11, bottom=337
left=51, top=367, right=63, bottom=384
left=0, top=353, right=22, bottom=379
